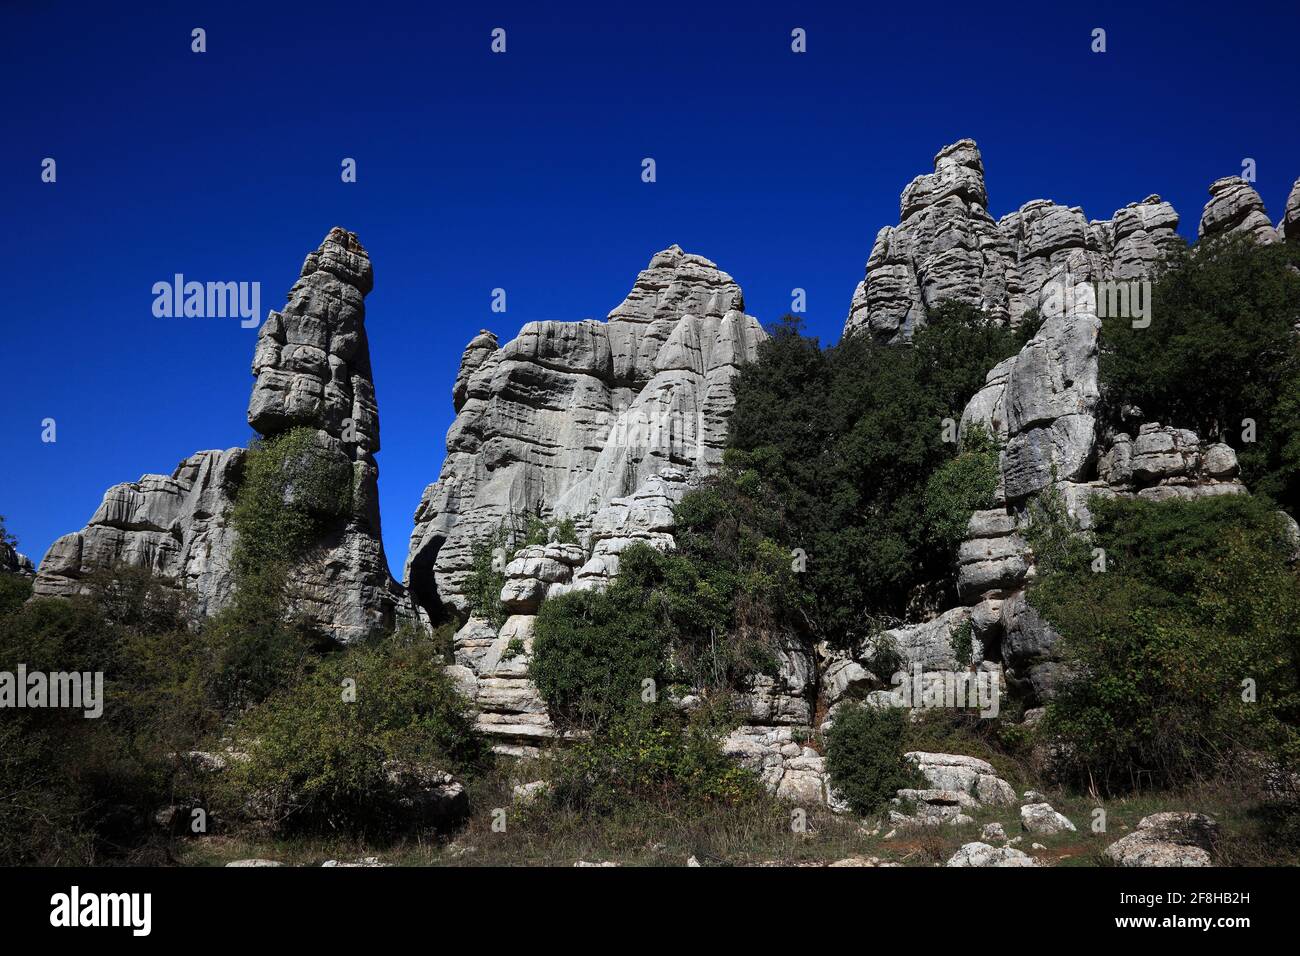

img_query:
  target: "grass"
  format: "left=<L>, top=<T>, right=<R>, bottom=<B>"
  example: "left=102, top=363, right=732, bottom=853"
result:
left=172, top=767, right=1300, bottom=867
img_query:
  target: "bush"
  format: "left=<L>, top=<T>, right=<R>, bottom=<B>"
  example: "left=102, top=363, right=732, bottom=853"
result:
left=727, top=305, right=1023, bottom=643
left=0, top=574, right=31, bottom=618
left=1032, top=493, right=1300, bottom=793
left=215, top=633, right=488, bottom=836
left=531, top=546, right=672, bottom=727
left=229, top=426, right=354, bottom=576
left=1099, top=239, right=1300, bottom=514
left=547, top=703, right=759, bottom=813
left=922, top=425, right=1001, bottom=557
left=825, top=706, right=924, bottom=815
left=0, top=568, right=207, bottom=863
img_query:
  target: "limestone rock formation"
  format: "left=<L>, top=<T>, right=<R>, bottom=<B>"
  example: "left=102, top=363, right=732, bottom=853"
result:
left=0, top=539, right=34, bottom=577
left=405, top=245, right=766, bottom=619
left=1280, top=178, right=1300, bottom=242
left=1198, top=177, right=1278, bottom=245
left=1020, top=802, right=1076, bottom=835
left=33, top=449, right=245, bottom=616
left=843, top=139, right=1182, bottom=342
left=835, top=141, right=1288, bottom=722
left=34, top=228, right=403, bottom=642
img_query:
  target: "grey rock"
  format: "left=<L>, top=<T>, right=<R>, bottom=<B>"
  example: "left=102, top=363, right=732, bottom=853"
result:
left=844, top=141, right=1182, bottom=342
left=957, top=508, right=1029, bottom=599
left=35, top=229, right=405, bottom=643
left=405, top=246, right=765, bottom=617
left=1103, top=812, right=1217, bottom=867
left=1020, top=802, right=1076, bottom=834
left=981, top=822, right=1008, bottom=842
left=1001, top=590, right=1068, bottom=704
left=904, top=752, right=1017, bottom=807
left=1280, top=178, right=1300, bottom=242
left=720, top=725, right=830, bottom=805
left=225, top=859, right=285, bottom=867
left=946, top=842, right=1037, bottom=867
left=1198, top=177, right=1278, bottom=246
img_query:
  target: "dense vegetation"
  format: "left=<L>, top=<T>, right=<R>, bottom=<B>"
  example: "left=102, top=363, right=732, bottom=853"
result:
left=824, top=707, right=924, bottom=815
left=0, top=431, right=475, bottom=863
left=528, top=303, right=1020, bottom=813
left=725, top=304, right=1022, bottom=643
left=1100, top=238, right=1300, bottom=514
left=1029, top=493, right=1300, bottom=795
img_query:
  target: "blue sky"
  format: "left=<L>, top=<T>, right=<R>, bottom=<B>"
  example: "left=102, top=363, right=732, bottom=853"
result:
left=3, top=0, right=1298, bottom=573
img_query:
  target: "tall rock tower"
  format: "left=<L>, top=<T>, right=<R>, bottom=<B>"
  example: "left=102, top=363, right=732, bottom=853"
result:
left=34, top=228, right=403, bottom=643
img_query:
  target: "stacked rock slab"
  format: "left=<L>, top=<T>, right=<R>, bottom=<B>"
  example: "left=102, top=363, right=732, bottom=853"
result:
left=34, top=228, right=403, bottom=643
left=405, top=245, right=766, bottom=620
left=1198, top=176, right=1279, bottom=246
left=843, top=139, right=1183, bottom=342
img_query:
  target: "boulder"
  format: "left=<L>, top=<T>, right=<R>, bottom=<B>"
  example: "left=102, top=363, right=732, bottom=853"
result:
left=904, top=752, right=1017, bottom=807
left=1020, top=802, right=1076, bottom=835
left=946, top=842, right=1037, bottom=867
left=1103, top=812, right=1217, bottom=867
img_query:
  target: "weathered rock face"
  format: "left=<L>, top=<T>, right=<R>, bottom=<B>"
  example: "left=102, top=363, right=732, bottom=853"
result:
left=33, top=449, right=245, bottom=616
left=1280, top=178, right=1300, bottom=242
left=1103, top=812, right=1218, bottom=867
left=946, top=842, right=1037, bottom=867
left=1198, top=176, right=1278, bottom=246
left=843, top=139, right=1182, bottom=342
left=0, top=540, right=34, bottom=577
left=405, top=245, right=766, bottom=619
left=34, top=228, right=403, bottom=642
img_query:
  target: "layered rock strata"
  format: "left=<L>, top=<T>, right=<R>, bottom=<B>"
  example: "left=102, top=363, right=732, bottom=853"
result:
left=34, top=228, right=403, bottom=642
left=405, top=245, right=766, bottom=620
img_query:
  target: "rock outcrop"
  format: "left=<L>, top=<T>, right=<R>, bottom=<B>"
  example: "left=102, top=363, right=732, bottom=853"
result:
left=839, top=140, right=1281, bottom=718
left=405, top=245, right=765, bottom=620
left=421, top=248, right=773, bottom=754
left=0, top=540, right=34, bottom=577
left=34, top=228, right=404, bottom=642
left=1198, top=177, right=1278, bottom=246
left=946, top=842, right=1037, bottom=867
left=843, top=139, right=1182, bottom=342
left=1280, top=178, right=1300, bottom=242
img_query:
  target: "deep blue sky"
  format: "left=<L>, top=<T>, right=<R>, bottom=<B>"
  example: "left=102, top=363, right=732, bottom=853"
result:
left=3, top=0, right=1298, bottom=574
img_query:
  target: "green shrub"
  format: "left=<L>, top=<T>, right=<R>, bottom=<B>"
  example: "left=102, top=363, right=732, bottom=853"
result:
left=922, top=425, right=1001, bottom=557
left=0, top=568, right=209, bottom=863
left=464, top=529, right=511, bottom=627
left=215, top=634, right=488, bottom=836
left=229, top=426, right=354, bottom=576
left=727, top=305, right=1023, bottom=643
left=825, top=706, right=924, bottom=815
left=547, top=703, right=759, bottom=813
left=1033, top=493, right=1300, bottom=793
left=1099, top=238, right=1300, bottom=514
left=0, top=573, right=31, bottom=619
left=531, top=547, right=671, bottom=727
